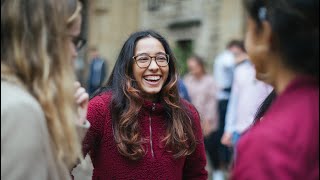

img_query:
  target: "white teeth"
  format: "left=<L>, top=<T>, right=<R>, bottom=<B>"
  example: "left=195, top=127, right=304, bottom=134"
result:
left=144, top=76, right=160, bottom=81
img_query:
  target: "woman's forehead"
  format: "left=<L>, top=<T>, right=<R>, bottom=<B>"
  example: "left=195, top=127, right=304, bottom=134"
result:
left=134, top=37, right=165, bottom=55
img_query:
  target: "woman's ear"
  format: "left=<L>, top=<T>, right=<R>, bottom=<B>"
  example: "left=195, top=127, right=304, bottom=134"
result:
left=245, top=19, right=275, bottom=83
left=256, top=21, right=273, bottom=53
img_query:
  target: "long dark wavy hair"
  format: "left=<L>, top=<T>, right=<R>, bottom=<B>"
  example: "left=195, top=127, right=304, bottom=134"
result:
left=91, top=30, right=197, bottom=160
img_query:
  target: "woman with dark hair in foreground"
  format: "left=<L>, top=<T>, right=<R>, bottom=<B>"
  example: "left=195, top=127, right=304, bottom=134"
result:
left=232, top=0, right=319, bottom=179
left=82, top=30, right=208, bottom=179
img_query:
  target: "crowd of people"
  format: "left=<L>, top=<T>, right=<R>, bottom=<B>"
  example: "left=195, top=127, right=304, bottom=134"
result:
left=1, top=0, right=318, bottom=180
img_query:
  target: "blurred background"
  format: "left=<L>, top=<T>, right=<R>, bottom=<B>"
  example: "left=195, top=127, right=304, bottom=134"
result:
left=76, top=0, right=246, bottom=86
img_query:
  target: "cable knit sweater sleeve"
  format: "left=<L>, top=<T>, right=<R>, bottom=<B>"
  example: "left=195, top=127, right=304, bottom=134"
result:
left=182, top=101, right=208, bottom=180
left=82, top=94, right=109, bottom=156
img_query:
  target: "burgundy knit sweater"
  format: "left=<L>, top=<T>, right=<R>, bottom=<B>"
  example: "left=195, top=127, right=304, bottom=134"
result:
left=232, top=76, right=319, bottom=179
left=83, top=92, right=208, bottom=180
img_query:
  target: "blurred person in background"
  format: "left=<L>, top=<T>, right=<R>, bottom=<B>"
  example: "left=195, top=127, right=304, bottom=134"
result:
left=212, top=40, right=244, bottom=174
left=82, top=30, right=208, bottom=179
left=1, top=0, right=89, bottom=179
left=220, top=40, right=272, bottom=157
left=87, top=46, right=108, bottom=96
left=232, top=0, right=319, bottom=179
left=184, top=55, right=221, bottom=180
left=177, top=78, right=191, bottom=102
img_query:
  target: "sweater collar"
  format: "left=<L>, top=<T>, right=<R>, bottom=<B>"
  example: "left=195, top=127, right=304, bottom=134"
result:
left=141, top=99, right=166, bottom=115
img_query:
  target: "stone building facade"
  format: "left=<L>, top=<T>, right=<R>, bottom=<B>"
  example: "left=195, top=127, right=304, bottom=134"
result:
left=78, top=0, right=246, bottom=82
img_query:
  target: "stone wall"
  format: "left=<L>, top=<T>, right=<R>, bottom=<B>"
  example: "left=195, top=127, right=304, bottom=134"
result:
left=85, top=0, right=246, bottom=75
left=87, top=0, right=141, bottom=73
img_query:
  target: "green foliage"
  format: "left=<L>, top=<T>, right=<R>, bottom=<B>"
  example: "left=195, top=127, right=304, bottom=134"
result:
left=173, top=41, right=193, bottom=76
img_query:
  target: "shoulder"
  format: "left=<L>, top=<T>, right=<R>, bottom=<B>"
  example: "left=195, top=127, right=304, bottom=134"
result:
left=89, top=91, right=112, bottom=107
left=1, top=81, right=52, bottom=162
left=1, top=81, right=41, bottom=107
left=180, top=98, right=194, bottom=109
left=1, top=81, right=45, bottom=124
left=180, top=99, right=200, bottom=120
left=284, top=86, right=319, bottom=129
left=87, top=91, right=112, bottom=121
left=274, top=83, right=318, bottom=123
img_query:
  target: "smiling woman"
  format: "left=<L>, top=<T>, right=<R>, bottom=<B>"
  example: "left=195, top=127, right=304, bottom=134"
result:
left=132, top=37, right=170, bottom=99
left=82, top=30, right=208, bottom=179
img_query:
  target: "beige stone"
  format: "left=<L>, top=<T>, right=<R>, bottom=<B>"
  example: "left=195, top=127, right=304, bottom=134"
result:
left=83, top=0, right=245, bottom=74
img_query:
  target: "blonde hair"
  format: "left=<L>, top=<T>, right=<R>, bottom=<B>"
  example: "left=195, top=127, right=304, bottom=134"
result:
left=1, top=0, right=81, bottom=168
left=67, top=0, right=82, bottom=25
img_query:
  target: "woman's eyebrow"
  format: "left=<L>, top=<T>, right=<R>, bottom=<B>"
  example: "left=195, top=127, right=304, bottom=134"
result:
left=135, top=52, right=166, bottom=56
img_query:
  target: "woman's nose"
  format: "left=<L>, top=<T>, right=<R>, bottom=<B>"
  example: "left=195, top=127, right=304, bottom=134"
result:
left=148, top=58, right=159, bottom=71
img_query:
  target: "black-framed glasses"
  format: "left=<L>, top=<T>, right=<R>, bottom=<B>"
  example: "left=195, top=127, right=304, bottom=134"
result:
left=68, top=35, right=86, bottom=52
left=72, top=37, right=86, bottom=52
left=132, top=53, right=169, bottom=68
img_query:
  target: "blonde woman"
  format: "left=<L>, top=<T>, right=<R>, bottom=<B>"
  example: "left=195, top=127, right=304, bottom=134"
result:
left=1, top=0, right=89, bottom=179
